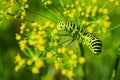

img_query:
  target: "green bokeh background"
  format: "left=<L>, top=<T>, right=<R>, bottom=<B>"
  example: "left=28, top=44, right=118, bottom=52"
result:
left=0, top=0, right=120, bottom=80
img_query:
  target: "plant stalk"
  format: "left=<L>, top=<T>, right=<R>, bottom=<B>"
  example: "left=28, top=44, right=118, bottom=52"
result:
left=79, top=43, right=86, bottom=80
left=110, top=45, right=120, bottom=80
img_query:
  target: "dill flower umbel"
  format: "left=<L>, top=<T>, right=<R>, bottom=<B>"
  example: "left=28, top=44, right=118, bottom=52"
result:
left=15, top=20, right=60, bottom=74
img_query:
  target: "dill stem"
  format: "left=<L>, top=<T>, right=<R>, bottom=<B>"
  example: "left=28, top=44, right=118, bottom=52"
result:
left=79, top=43, right=86, bottom=80
left=110, top=54, right=120, bottom=80
left=111, top=44, right=120, bottom=80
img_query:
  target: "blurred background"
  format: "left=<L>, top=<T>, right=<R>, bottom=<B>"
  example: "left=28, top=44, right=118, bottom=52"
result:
left=0, top=0, right=120, bottom=80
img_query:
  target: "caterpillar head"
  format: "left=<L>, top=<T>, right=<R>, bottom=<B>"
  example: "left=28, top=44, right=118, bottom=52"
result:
left=57, top=21, right=65, bottom=30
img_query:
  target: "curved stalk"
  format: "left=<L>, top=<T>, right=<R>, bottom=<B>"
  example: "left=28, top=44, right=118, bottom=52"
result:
left=79, top=43, right=86, bottom=80
left=110, top=45, right=120, bottom=80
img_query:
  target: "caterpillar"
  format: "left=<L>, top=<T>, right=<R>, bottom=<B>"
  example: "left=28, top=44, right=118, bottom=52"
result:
left=57, top=21, right=102, bottom=55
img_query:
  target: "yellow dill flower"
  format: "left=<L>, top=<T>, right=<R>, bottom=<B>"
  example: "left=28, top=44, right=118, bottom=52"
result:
left=87, top=27, right=93, bottom=33
left=68, top=13, right=74, bottom=18
left=109, top=0, right=114, bottom=2
left=91, top=13, right=95, bottom=17
left=37, top=45, right=45, bottom=51
left=102, top=28, right=107, bottom=33
left=92, top=0, right=97, bottom=3
left=20, top=23, right=26, bottom=31
left=15, top=65, right=20, bottom=72
left=33, top=56, right=39, bottom=61
left=46, top=52, right=53, bottom=58
left=81, top=12, right=85, bottom=16
left=31, top=22, right=39, bottom=27
left=51, top=29, right=58, bottom=35
left=53, top=41, right=58, bottom=46
left=24, top=4, right=29, bottom=8
left=21, top=11, right=26, bottom=16
left=71, top=9, right=76, bottom=13
left=58, top=47, right=66, bottom=54
left=49, top=42, right=53, bottom=46
left=79, top=57, right=86, bottom=64
left=31, top=67, right=40, bottom=74
left=82, top=3, right=85, bottom=6
left=92, top=6, right=98, bottom=16
left=63, top=11, right=67, bottom=15
left=66, top=4, right=70, bottom=8
left=35, top=34, right=40, bottom=39
left=13, top=15, right=17, bottom=19
left=44, top=0, right=52, bottom=5
left=115, top=1, right=119, bottom=6
left=72, top=60, right=77, bottom=67
left=29, top=40, right=36, bottom=45
left=35, top=59, right=44, bottom=68
left=18, top=59, right=25, bottom=66
left=86, top=7, right=91, bottom=13
left=54, top=61, right=60, bottom=70
left=99, top=8, right=103, bottom=13
left=102, top=20, right=111, bottom=28
left=104, top=16, right=110, bottom=20
left=77, top=6, right=82, bottom=12
left=57, top=57, right=61, bottom=62
left=2, top=1, right=6, bottom=4
left=27, top=60, right=33, bottom=65
left=7, top=7, right=12, bottom=14
left=68, top=50, right=74, bottom=55
left=23, top=0, right=27, bottom=2
left=41, top=0, right=44, bottom=2
left=61, top=69, right=67, bottom=75
left=102, top=8, right=108, bottom=14
left=15, top=34, right=21, bottom=40
left=54, top=35, right=60, bottom=40
left=19, top=40, right=27, bottom=50
left=39, top=31, right=46, bottom=36
left=50, top=23, right=55, bottom=28
left=20, top=15, right=24, bottom=20
left=58, top=48, right=61, bottom=53
left=85, top=13, right=89, bottom=17
left=44, top=21, right=51, bottom=27
left=75, top=1, right=79, bottom=5
left=81, top=20, right=86, bottom=25
left=37, top=38, right=46, bottom=45
left=71, top=54, right=77, bottom=60
left=15, top=53, right=21, bottom=62
left=86, top=21, right=89, bottom=26
left=70, top=4, right=74, bottom=8
left=26, top=28, right=30, bottom=32
left=67, top=70, right=74, bottom=77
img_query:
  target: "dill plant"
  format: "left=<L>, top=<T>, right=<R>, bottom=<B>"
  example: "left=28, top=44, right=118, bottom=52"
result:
left=0, top=0, right=120, bottom=80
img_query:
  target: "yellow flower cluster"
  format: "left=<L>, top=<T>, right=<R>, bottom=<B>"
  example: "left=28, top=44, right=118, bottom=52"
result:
left=15, top=20, right=60, bottom=74
left=61, top=69, right=75, bottom=77
left=63, top=0, right=119, bottom=34
left=31, top=59, right=44, bottom=74
left=16, top=21, right=58, bottom=52
left=41, top=0, right=52, bottom=5
left=0, top=0, right=29, bottom=25
left=13, top=0, right=29, bottom=19
left=109, top=0, right=120, bottom=6
left=53, top=48, right=86, bottom=77
left=15, top=53, right=25, bottom=72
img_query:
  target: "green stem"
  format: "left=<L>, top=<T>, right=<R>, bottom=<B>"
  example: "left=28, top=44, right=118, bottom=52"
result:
left=79, top=43, right=86, bottom=80
left=111, top=57, right=119, bottom=80
left=110, top=45, right=120, bottom=80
